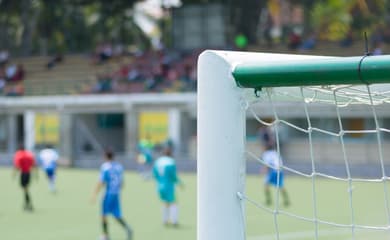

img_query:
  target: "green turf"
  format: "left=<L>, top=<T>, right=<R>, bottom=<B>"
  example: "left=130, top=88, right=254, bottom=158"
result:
left=1, top=167, right=390, bottom=240
left=0, top=167, right=196, bottom=240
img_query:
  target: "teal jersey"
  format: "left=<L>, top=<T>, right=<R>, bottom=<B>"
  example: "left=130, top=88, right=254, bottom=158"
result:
left=153, top=156, right=178, bottom=188
left=138, top=139, right=154, bottom=164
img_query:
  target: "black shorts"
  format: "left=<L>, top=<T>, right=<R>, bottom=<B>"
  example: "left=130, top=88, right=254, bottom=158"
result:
left=20, top=172, right=31, bottom=188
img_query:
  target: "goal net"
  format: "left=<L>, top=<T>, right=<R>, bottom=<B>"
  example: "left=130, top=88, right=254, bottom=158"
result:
left=197, top=50, right=390, bottom=240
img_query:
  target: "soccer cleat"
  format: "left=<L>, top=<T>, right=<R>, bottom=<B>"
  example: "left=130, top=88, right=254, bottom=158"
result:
left=99, top=235, right=109, bottom=240
left=24, top=204, right=34, bottom=212
left=172, top=223, right=180, bottom=228
left=126, top=227, right=133, bottom=240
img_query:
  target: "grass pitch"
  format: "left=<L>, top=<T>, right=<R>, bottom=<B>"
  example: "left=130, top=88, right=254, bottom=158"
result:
left=1, top=167, right=390, bottom=240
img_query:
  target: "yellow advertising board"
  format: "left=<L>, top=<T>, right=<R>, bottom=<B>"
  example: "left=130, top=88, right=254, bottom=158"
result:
left=138, top=112, right=168, bottom=144
left=35, top=113, right=60, bottom=145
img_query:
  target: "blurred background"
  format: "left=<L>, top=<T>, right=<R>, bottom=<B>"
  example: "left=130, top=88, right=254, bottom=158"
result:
left=0, top=0, right=390, bottom=171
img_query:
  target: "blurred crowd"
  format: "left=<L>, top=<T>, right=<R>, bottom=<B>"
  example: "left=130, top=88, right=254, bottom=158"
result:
left=87, top=46, right=198, bottom=94
left=1, top=29, right=388, bottom=98
left=0, top=49, right=25, bottom=96
left=0, top=45, right=199, bottom=97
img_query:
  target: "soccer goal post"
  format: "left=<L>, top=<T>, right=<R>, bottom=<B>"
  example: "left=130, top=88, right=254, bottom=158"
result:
left=197, top=50, right=390, bottom=240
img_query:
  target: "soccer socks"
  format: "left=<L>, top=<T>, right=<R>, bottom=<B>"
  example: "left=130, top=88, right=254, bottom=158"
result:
left=24, top=191, right=30, bottom=205
left=49, top=181, right=55, bottom=192
left=163, top=204, right=179, bottom=225
left=163, top=205, right=169, bottom=224
left=116, top=218, right=133, bottom=240
left=169, top=204, right=179, bottom=225
left=49, top=176, right=56, bottom=192
left=102, top=219, right=108, bottom=236
left=24, top=190, right=33, bottom=211
left=281, top=188, right=290, bottom=207
left=265, top=187, right=272, bottom=206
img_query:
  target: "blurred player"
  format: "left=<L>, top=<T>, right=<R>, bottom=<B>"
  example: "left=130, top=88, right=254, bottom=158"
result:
left=13, top=143, right=37, bottom=211
left=153, top=142, right=183, bottom=227
left=38, top=144, right=59, bottom=192
left=91, top=149, right=133, bottom=240
left=261, top=145, right=290, bottom=207
left=136, top=136, right=154, bottom=179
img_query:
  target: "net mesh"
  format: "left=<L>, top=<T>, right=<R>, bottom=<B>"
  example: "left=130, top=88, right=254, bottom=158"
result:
left=240, top=84, right=390, bottom=239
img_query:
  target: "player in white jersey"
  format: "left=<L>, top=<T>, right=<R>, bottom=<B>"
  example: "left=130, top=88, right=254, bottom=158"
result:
left=153, top=143, right=183, bottom=227
left=38, top=145, right=59, bottom=192
left=261, top=145, right=290, bottom=207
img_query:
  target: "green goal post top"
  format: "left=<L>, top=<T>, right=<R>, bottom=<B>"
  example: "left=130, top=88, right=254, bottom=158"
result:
left=232, top=55, right=390, bottom=89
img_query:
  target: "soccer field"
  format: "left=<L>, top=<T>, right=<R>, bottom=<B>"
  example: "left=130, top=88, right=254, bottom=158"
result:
left=1, top=167, right=390, bottom=240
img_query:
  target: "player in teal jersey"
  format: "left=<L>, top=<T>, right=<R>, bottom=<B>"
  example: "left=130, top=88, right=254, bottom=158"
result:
left=91, top=150, right=133, bottom=240
left=136, top=136, right=154, bottom=179
left=153, top=143, right=183, bottom=227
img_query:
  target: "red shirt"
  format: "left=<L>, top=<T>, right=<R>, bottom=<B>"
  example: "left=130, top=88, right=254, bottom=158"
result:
left=14, top=150, right=36, bottom=173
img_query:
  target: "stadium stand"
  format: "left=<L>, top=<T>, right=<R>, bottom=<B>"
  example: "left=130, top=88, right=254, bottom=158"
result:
left=3, top=49, right=199, bottom=96
left=0, top=40, right=383, bottom=97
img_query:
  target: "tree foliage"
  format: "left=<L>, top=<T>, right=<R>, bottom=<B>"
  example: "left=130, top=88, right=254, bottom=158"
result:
left=310, top=0, right=386, bottom=41
left=0, top=0, right=139, bottom=55
left=0, top=0, right=387, bottom=56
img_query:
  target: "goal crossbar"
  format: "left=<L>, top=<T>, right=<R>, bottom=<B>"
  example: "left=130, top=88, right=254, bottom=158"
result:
left=233, top=55, right=390, bottom=88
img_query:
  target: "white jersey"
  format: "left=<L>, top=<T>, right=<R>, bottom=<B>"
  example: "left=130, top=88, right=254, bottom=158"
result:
left=262, top=150, right=282, bottom=170
left=39, top=148, right=59, bottom=169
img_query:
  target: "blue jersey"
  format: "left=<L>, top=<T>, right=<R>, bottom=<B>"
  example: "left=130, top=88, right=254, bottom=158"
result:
left=99, top=161, right=123, bottom=195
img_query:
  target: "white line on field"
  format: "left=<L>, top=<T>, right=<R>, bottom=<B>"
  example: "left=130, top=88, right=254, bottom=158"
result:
left=247, top=228, right=356, bottom=240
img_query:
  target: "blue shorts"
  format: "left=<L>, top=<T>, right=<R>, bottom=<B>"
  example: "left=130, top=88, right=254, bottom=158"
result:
left=102, top=194, right=121, bottom=218
left=158, top=186, right=175, bottom=203
left=265, top=171, right=284, bottom=188
left=45, top=168, right=56, bottom=179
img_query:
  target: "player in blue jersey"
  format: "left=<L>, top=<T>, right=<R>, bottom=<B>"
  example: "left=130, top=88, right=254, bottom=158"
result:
left=153, top=143, right=182, bottom=227
left=38, top=145, right=59, bottom=192
left=91, top=150, right=133, bottom=240
left=261, top=145, right=290, bottom=207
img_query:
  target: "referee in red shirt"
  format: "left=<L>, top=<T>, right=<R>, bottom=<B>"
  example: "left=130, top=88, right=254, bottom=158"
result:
left=13, top=143, right=37, bottom=211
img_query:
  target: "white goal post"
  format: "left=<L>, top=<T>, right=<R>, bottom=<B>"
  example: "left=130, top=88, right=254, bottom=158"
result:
left=197, top=50, right=390, bottom=240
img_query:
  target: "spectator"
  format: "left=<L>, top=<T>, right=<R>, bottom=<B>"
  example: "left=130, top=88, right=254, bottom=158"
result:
left=114, top=64, right=130, bottom=82
left=299, top=33, right=316, bottom=51
left=0, top=67, right=6, bottom=93
left=47, top=53, right=64, bottom=69
left=91, top=42, right=113, bottom=64
left=234, top=33, right=248, bottom=50
left=5, top=83, right=24, bottom=96
left=127, top=65, right=142, bottom=82
left=287, top=29, right=302, bottom=50
left=12, top=64, right=25, bottom=82
left=5, top=64, right=17, bottom=80
left=340, top=30, right=354, bottom=48
left=6, top=64, right=25, bottom=82
left=93, top=74, right=112, bottom=93
left=372, top=40, right=384, bottom=56
left=0, top=49, right=9, bottom=66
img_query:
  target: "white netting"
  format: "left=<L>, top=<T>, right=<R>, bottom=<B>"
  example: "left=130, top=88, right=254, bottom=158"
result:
left=240, top=84, right=390, bottom=240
